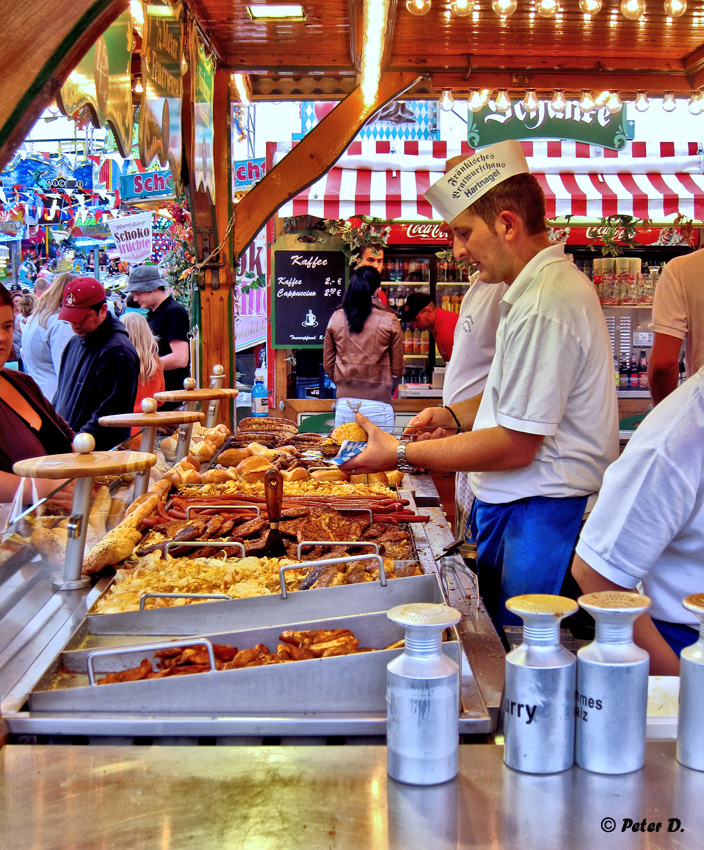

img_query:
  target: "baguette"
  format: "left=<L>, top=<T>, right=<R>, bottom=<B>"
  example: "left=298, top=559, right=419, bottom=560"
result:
left=83, top=526, right=143, bottom=574
left=31, top=526, right=68, bottom=568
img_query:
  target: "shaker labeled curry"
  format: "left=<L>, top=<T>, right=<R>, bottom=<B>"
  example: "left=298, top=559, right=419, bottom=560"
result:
left=677, top=593, right=704, bottom=772
left=503, top=594, right=578, bottom=774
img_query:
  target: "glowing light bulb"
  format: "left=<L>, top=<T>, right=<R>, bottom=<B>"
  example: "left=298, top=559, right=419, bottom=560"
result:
left=620, top=0, right=646, bottom=20
left=522, top=89, right=540, bottom=112
left=468, top=90, right=486, bottom=112
left=635, top=91, right=650, bottom=112
left=664, top=0, right=686, bottom=15
left=551, top=89, right=567, bottom=113
left=492, top=0, right=518, bottom=16
left=688, top=91, right=703, bottom=114
left=579, top=90, right=596, bottom=113
left=494, top=89, right=512, bottom=113
left=537, top=0, right=560, bottom=16
left=406, top=0, right=432, bottom=14
left=662, top=92, right=677, bottom=112
left=594, top=90, right=610, bottom=108
left=579, top=0, right=602, bottom=12
left=606, top=91, right=623, bottom=113
left=480, top=88, right=491, bottom=106
left=450, top=0, right=475, bottom=15
left=439, top=89, right=455, bottom=112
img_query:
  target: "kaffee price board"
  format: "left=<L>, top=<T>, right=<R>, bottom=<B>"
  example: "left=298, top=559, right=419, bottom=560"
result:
left=271, top=234, right=347, bottom=349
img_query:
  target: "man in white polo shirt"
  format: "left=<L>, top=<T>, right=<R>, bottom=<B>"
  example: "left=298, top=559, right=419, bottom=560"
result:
left=343, top=140, right=618, bottom=629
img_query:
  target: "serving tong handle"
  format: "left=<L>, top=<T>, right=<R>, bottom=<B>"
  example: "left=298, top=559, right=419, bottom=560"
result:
left=87, top=638, right=216, bottom=685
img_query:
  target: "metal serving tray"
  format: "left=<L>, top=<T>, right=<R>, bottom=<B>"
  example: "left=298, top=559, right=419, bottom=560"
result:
left=29, top=611, right=461, bottom=716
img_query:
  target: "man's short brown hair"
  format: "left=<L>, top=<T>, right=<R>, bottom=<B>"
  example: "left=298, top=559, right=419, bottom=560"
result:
left=468, top=173, right=547, bottom=236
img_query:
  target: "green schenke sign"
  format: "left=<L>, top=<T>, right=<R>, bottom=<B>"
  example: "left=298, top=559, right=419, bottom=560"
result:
left=467, top=103, right=628, bottom=151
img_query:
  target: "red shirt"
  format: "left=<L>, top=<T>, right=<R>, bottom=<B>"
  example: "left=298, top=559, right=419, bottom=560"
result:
left=432, top=307, right=459, bottom=362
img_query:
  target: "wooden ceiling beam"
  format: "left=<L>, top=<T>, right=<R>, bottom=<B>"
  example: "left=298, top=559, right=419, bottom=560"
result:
left=234, top=69, right=423, bottom=261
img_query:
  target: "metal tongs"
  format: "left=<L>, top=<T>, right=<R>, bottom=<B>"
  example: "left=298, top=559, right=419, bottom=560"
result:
left=437, top=553, right=480, bottom=622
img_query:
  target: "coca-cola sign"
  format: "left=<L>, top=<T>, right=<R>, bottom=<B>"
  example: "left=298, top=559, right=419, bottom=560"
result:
left=388, top=223, right=451, bottom=245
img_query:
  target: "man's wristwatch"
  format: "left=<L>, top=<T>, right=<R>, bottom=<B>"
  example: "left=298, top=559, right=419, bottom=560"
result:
left=397, top=440, right=416, bottom=471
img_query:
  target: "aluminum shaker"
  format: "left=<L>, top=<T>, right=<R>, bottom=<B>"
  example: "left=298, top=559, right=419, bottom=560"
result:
left=575, top=591, right=651, bottom=774
left=677, top=593, right=704, bottom=771
left=503, top=594, right=579, bottom=774
left=386, top=602, right=461, bottom=786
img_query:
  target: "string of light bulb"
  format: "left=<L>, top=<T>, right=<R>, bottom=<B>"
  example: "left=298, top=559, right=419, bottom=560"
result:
left=406, top=0, right=688, bottom=17
left=441, top=88, right=704, bottom=114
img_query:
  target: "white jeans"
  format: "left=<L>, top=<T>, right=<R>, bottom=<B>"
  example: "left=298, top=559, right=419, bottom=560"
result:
left=334, top=398, right=395, bottom=433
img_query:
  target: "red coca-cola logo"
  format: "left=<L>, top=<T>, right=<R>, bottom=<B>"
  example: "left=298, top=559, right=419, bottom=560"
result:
left=405, top=223, right=451, bottom=241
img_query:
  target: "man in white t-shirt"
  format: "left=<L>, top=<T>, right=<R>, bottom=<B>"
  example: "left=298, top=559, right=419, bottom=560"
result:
left=648, top=250, right=704, bottom=404
left=406, top=273, right=506, bottom=539
left=573, top=365, right=704, bottom=675
left=342, top=140, right=619, bottom=629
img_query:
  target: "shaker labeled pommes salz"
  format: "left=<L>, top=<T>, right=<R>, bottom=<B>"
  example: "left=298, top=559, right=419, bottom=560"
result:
left=575, top=591, right=651, bottom=775
left=386, top=603, right=461, bottom=786
left=503, top=594, right=579, bottom=774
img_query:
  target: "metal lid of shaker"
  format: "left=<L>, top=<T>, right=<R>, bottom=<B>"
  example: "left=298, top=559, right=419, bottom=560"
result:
left=387, top=602, right=460, bottom=628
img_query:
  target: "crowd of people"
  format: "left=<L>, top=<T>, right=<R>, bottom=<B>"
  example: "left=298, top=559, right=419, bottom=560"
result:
left=0, top=262, right=190, bottom=500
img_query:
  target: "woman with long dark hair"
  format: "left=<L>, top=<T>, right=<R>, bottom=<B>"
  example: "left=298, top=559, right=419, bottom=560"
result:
left=323, top=266, right=404, bottom=432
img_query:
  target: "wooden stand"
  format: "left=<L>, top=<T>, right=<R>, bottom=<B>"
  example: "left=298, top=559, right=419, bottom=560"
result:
left=154, top=384, right=238, bottom=461
left=13, top=435, right=156, bottom=591
left=99, top=399, right=205, bottom=500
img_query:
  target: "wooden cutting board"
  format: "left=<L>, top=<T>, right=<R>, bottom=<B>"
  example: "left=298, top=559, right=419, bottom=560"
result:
left=98, top=411, right=205, bottom=427
left=13, top=451, right=157, bottom=479
left=153, top=388, right=239, bottom=402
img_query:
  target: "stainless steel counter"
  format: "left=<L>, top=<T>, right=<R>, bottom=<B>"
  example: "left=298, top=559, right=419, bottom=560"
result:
left=2, top=742, right=702, bottom=849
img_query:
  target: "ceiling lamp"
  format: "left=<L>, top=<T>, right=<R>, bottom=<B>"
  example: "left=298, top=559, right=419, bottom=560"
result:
left=606, top=91, right=623, bottom=114
left=133, top=77, right=144, bottom=95
left=522, top=90, right=540, bottom=112
left=664, top=0, right=686, bottom=15
left=450, top=0, right=476, bottom=15
left=594, top=90, right=611, bottom=109
left=234, top=73, right=251, bottom=107
left=537, top=0, right=560, bottom=16
left=688, top=91, right=704, bottom=115
left=579, top=90, right=596, bottom=113
left=468, top=89, right=486, bottom=112
left=247, top=4, right=305, bottom=19
left=620, top=0, right=646, bottom=20
left=494, top=89, right=512, bottom=113
left=439, top=89, right=455, bottom=111
left=579, top=0, right=603, bottom=12
left=406, top=0, right=432, bottom=14
left=662, top=91, right=677, bottom=112
left=492, top=0, right=518, bottom=16
left=551, top=89, right=567, bottom=113
left=634, top=91, right=650, bottom=112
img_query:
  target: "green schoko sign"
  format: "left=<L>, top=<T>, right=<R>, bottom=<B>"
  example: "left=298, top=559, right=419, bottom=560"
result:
left=467, top=103, right=628, bottom=150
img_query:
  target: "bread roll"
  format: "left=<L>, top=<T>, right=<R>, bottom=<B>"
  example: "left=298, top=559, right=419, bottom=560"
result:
left=217, top=448, right=250, bottom=467
left=310, top=469, right=349, bottom=482
left=235, top=455, right=273, bottom=484
left=159, top=436, right=177, bottom=455
left=246, top=442, right=269, bottom=456
left=385, top=470, right=404, bottom=486
left=349, top=474, right=368, bottom=485
left=367, top=472, right=388, bottom=484
left=281, top=467, right=308, bottom=482
left=185, top=456, right=201, bottom=471
left=201, top=469, right=235, bottom=484
left=31, top=526, right=68, bottom=568
left=192, top=441, right=215, bottom=461
left=330, top=423, right=368, bottom=444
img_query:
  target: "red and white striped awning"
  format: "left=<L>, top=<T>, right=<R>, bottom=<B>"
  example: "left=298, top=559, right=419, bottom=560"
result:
left=276, top=140, right=704, bottom=222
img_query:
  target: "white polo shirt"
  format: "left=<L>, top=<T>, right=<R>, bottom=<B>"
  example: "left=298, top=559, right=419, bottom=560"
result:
left=471, top=243, right=618, bottom=504
left=576, top=367, right=704, bottom=625
left=443, top=275, right=506, bottom=406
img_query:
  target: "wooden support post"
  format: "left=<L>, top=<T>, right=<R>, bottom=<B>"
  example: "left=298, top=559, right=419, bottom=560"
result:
left=233, top=70, right=422, bottom=262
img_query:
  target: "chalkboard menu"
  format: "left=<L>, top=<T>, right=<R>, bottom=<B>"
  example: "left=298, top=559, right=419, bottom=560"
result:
left=271, top=244, right=347, bottom=348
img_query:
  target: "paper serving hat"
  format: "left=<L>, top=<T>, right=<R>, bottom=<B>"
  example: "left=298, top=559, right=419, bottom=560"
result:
left=424, top=140, right=529, bottom=224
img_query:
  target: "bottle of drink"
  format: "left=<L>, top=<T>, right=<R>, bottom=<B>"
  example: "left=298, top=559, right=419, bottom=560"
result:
left=614, top=355, right=619, bottom=388
left=638, top=350, right=649, bottom=389
left=404, top=328, right=414, bottom=354
left=629, top=354, right=639, bottom=389
left=413, top=328, right=422, bottom=354
left=619, top=356, right=629, bottom=389
left=420, top=331, right=430, bottom=355
left=251, top=372, right=268, bottom=418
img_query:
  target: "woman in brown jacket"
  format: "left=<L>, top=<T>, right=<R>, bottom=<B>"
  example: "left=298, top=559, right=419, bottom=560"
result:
left=323, top=266, right=404, bottom=433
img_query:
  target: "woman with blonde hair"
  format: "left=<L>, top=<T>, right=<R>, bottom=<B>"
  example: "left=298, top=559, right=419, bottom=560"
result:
left=121, top=311, right=165, bottom=423
left=20, top=272, right=76, bottom=400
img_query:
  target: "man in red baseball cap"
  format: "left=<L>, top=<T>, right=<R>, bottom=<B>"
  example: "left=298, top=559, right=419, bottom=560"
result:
left=54, top=277, right=139, bottom=450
